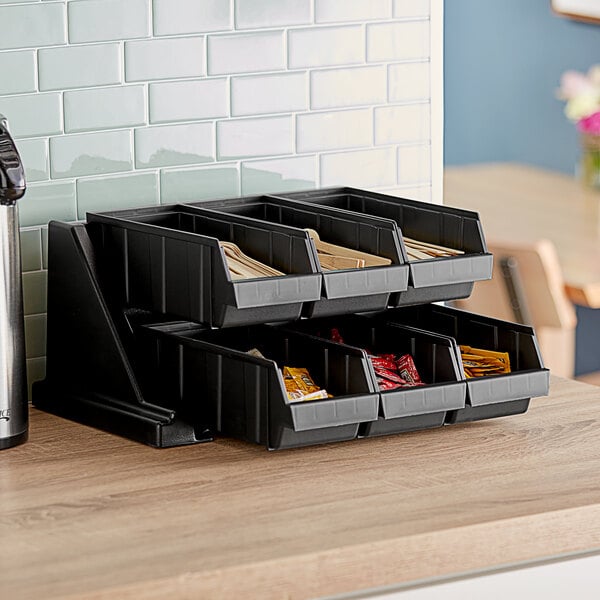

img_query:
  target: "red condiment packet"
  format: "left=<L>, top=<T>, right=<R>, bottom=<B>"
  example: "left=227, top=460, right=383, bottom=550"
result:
left=373, top=366, right=409, bottom=385
left=396, top=354, right=422, bottom=384
left=376, top=377, right=403, bottom=390
left=330, top=328, right=344, bottom=344
left=368, top=354, right=397, bottom=370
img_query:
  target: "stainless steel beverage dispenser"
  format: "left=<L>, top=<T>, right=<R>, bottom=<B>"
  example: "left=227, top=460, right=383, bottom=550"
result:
left=0, top=114, right=28, bottom=449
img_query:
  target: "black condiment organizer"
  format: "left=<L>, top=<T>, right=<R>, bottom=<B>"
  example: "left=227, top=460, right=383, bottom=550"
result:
left=33, top=188, right=548, bottom=450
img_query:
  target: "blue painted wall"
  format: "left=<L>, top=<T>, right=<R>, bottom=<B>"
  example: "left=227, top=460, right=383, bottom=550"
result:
left=444, top=0, right=600, bottom=174
left=444, top=1, right=600, bottom=375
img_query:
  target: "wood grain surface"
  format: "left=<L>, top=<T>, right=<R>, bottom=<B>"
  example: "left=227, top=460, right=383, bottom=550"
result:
left=3, top=377, right=600, bottom=599
left=444, top=163, right=600, bottom=307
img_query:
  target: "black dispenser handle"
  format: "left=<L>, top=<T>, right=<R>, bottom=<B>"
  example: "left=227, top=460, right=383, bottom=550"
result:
left=0, top=115, right=26, bottom=204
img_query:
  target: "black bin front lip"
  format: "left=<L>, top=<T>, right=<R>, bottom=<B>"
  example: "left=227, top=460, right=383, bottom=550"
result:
left=226, top=271, right=321, bottom=309
left=463, top=368, right=550, bottom=406
left=407, top=252, right=493, bottom=288
left=379, top=380, right=466, bottom=418
left=288, top=392, right=378, bottom=431
left=319, top=263, right=410, bottom=299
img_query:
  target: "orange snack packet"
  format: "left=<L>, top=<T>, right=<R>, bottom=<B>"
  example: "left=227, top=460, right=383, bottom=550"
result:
left=282, top=367, right=330, bottom=402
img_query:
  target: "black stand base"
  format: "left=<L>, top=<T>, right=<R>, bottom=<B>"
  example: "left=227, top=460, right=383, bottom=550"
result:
left=34, top=382, right=212, bottom=448
left=32, top=221, right=214, bottom=448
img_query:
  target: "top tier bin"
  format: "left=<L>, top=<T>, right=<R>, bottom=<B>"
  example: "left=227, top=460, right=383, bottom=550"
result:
left=191, top=195, right=410, bottom=317
left=277, top=187, right=493, bottom=305
left=86, top=205, right=322, bottom=328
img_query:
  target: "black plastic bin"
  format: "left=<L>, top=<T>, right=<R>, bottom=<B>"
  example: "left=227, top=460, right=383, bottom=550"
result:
left=189, top=195, right=410, bottom=317
left=282, top=315, right=466, bottom=437
left=277, top=187, right=493, bottom=306
left=87, top=205, right=322, bottom=328
left=136, top=321, right=379, bottom=450
left=375, top=305, right=550, bottom=423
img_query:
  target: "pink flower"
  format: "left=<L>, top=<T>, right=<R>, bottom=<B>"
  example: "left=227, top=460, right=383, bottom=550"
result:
left=559, top=70, right=595, bottom=99
left=578, top=111, right=600, bottom=135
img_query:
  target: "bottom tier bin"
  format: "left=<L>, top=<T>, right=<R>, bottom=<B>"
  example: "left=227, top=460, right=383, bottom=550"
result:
left=136, top=321, right=379, bottom=450
left=282, top=315, right=466, bottom=437
left=376, top=305, right=550, bottom=422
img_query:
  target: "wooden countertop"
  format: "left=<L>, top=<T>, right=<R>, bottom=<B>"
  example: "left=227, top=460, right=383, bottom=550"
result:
left=444, top=163, right=600, bottom=307
left=3, top=377, right=600, bottom=599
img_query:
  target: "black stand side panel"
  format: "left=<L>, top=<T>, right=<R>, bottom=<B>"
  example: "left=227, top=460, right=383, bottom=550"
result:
left=32, top=222, right=212, bottom=448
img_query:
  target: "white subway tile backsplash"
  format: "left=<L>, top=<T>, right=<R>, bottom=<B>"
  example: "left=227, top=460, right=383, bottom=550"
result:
left=320, top=147, right=397, bottom=187
left=0, top=93, right=62, bottom=139
left=388, top=61, right=430, bottom=102
left=315, top=0, right=392, bottom=23
left=76, top=172, right=159, bottom=218
left=208, top=31, right=285, bottom=75
left=375, top=104, right=430, bottom=145
left=296, top=109, right=372, bottom=153
left=397, top=144, right=431, bottom=184
left=367, top=21, right=430, bottom=62
left=68, top=0, right=150, bottom=43
left=38, top=44, right=121, bottom=91
left=50, top=130, right=133, bottom=179
left=64, top=86, right=146, bottom=133
left=393, top=0, right=430, bottom=19
left=235, top=0, right=312, bottom=30
left=0, top=3, right=65, bottom=51
left=161, top=164, right=240, bottom=203
left=20, top=228, right=43, bottom=274
left=4, top=0, right=437, bottom=362
left=217, top=116, right=293, bottom=160
left=153, top=0, right=232, bottom=36
left=0, top=51, right=36, bottom=96
left=134, top=122, right=214, bottom=168
left=288, top=26, right=364, bottom=69
left=241, top=156, right=317, bottom=195
left=125, top=37, right=205, bottom=82
left=149, top=79, right=228, bottom=124
left=17, top=139, right=49, bottom=183
left=19, top=181, right=77, bottom=228
left=232, top=72, right=308, bottom=116
left=310, top=66, right=386, bottom=109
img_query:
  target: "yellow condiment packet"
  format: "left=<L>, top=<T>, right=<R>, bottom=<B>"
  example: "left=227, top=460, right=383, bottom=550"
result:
left=282, top=366, right=330, bottom=402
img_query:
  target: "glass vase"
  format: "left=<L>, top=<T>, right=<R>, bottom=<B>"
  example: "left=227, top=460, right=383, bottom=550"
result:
left=580, top=133, right=600, bottom=190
